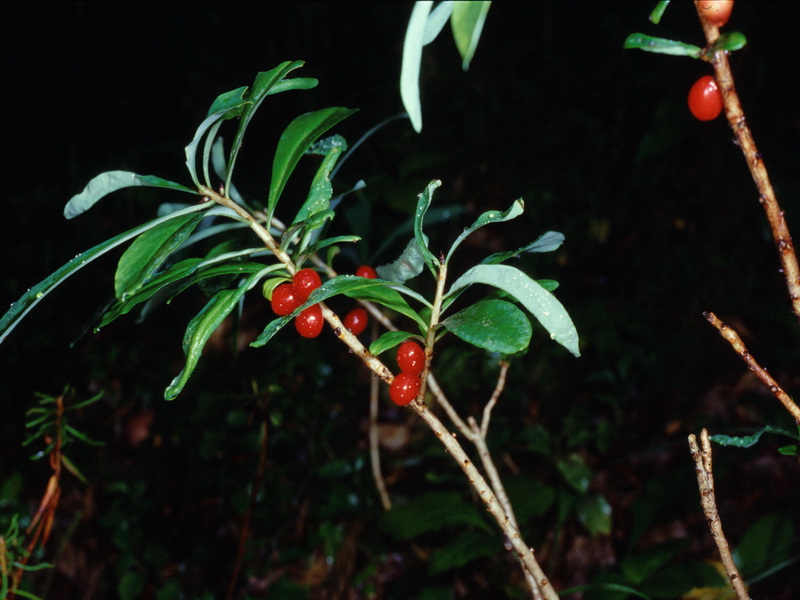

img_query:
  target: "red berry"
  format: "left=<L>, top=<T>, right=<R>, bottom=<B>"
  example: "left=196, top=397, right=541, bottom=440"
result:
left=295, top=304, right=324, bottom=338
left=343, top=307, right=369, bottom=335
left=293, top=268, right=322, bottom=302
left=389, top=372, right=421, bottom=406
left=397, top=340, right=425, bottom=376
left=271, top=283, right=301, bottom=316
left=688, top=75, right=723, bottom=121
left=355, top=265, right=378, bottom=279
left=695, top=1, right=733, bottom=27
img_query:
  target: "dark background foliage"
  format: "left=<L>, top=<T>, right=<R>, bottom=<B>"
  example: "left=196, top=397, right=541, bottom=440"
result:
left=3, top=3, right=800, bottom=598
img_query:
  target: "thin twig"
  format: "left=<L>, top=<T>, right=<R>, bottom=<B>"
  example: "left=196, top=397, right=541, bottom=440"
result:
left=481, top=360, right=510, bottom=438
left=696, top=7, right=800, bottom=321
left=704, top=312, right=800, bottom=423
left=688, top=430, right=750, bottom=600
left=369, top=318, right=392, bottom=510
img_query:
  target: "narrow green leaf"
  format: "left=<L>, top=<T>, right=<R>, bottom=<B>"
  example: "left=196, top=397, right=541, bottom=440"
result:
left=226, top=61, right=316, bottom=192
left=115, top=213, right=204, bottom=301
left=64, top=171, right=198, bottom=219
left=711, top=31, right=747, bottom=52
left=442, top=299, right=531, bottom=353
left=451, top=1, right=491, bottom=70
left=446, top=264, right=580, bottom=356
left=206, top=85, right=249, bottom=116
left=649, top=1, right=670, bottom=24
left=185, top=102, right=248, bottom=188
left=414, top=180, right=441, bottom=271
left=0, top=203, right=213, bottom=344
left=623, top=33, right=702, bottom=58
left=710, top=425, right=800, bottom=448
left=165, top=271, right=263, bottom=400
left=292, top=145, right=343, bottom=225
left=268, top=106, right=357, bottom=223
left=446, top=198, right=524, bottom=263
left=369, top=330, right=417, bottom=356
left=400, top=1, right=432, bottom=133
left=298, top=235, right=361, bottom=263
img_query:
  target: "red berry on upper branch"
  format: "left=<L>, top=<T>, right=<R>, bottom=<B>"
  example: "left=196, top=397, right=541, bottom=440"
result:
left=389, top=372, right=421, bottom=406
left=271, top=283, right=301, bottom=316
left=343, top=307, right=369, bottom=335
left=355, top=265, right=378, bottom=279
left=293, top=268, right=322, bottom=302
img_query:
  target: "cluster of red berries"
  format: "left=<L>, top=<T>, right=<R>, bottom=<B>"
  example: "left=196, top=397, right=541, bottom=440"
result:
left=389, top=340, right=426, bottom=406
left=270, top=268, right=324, bottom=338
left=342, top=265, right=378, bottom=336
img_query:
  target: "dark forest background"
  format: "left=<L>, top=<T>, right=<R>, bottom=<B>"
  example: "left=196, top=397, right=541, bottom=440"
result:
left=2, top=3, right=799, bottom=599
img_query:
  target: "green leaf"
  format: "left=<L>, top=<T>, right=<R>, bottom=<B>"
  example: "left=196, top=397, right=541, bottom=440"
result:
left=710, top=424, right=800, bottom=448
left=445, top=198, right=524, bottom=263
left=185, top=98, right=249, bottom=188
left=64, top=171, right=198, bottom=219
left=400, top=1, right=433, bottom=132
left=623, top=33, right=702, bottom=58
left=292, top=146, right=342, bottom=225
left=376, top=238, right=427, bottom=284
left=556, top=453, right=591, bottom=494
left=423, top=1, right=454, bottom=44
left=451, top=1, right=491, bottom=70
left=711, top=32, right=747, bottom=52
left=226, top=62, right=317, bottom=192
left=297, top=235, right=361, bottom=264
left=442, top=299, right=531, bottom=353
left=621, top=540, right=688, bottom=585
left=504, top=476, right=555, bottom=524
left=576, top=493, right=612, bottom=536
left=649, top=1, right=670, bottom=24
left=369, top=330, right=417, bottom=356
left=165, top=271, right=264, bottom=400
left=733, top=514, right=795, bottom=580
left=378, top=491, right=491, bottom=540
left=0, top=203, right=214, bottom=344
left=446, top=264, right=580, bottom=356
left=115, top=213, right=205, bottom=301
left=429, top=529, right=500, bottom=575
left=414, top=180, right=441, bottom=271
left=268, top=106, right=357, bottom=223
left=640, top=561, right=726, bottom=599
left=483, top=231, right=565, bottom=265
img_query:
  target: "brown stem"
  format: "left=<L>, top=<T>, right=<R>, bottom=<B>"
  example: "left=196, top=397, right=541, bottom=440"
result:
left=704, top=312, right=800, bottom=423
left=695, top=8, right=800, bottom=321
left=688, top=430, right=750, bottom=600
left=369, top=318, right=392, bottom=510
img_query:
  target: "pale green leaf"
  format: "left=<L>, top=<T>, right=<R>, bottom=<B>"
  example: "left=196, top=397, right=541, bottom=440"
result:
left=451, top=1, right=491, bottom=70
left=400, top=1, right=433, bottom=132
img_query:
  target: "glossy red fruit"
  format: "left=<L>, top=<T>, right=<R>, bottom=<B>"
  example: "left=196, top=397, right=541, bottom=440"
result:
left=271, top=283, right=301, bottom=316
left=355, top=265, right=378, bottom=279
left=293, top=268, right=322, bottom=302
left=343, top=307, right=369, bottom=335
left=389, top=372, right=421, bottom=406
left=397, top=340, right=425, bottom=376
left=295, top=304, right=324, bottom=338
left=688, top=75, right=723, bottom=121
left=695, top=1, right=733, bottom=27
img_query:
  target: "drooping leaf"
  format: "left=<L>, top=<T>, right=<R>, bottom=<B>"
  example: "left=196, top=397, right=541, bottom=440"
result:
left=185, top=99, right=249, bottom=188
left=64, top=171, right=197, bottom=219
left=115, top=213, right=205, bottom=301
left=576, top=493, right=612, bottom=536
left=268, top=106, right=357, bottom=222
left=649, top=1, right=670, bottom=24
left=378, top=491, right=491, bottom=540
left=623, top=33, right=702, bottom=58
left=446, top=264, right=580, bottom=356
left=621, top=539, right=688, bottom=585
left=165, top=271, right=264, bottom=400
left=451, top=1, right=491, bottom=70
left=377, top=238, right=427, bottom=284
left=400, top=1, right=432, bottom=133
left=442, top=299, right=531, bottom=353
left=445, top=198, right=524, bottom=263
left=0, top=203, right=214, bottom=344
left=556, top=453, right=591, bottom=493
left=373, top=204, right=465, bottom=263
left=423, top=1, right=454, bottom=44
